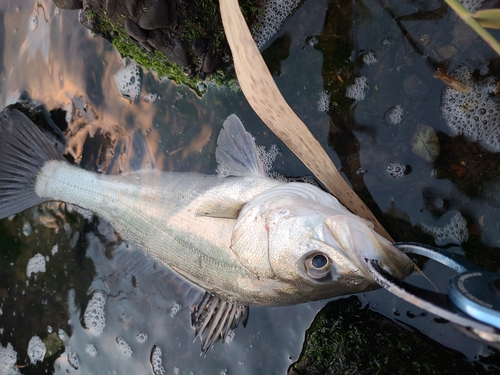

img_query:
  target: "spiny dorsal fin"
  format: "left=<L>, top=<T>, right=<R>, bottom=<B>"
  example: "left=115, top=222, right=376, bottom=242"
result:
left=215, top=114, right=265, bottom=177
left=191, top=292, right=248, bottom=353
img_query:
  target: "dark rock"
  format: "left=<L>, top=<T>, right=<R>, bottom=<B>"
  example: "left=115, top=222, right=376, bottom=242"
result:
left=138, top=0, right=172, bottom=30
left=79, top=9, right=99, bottom=35
left=52, top=0, right=82, bottom=9
left=124, top=18, right=148, bottom=42
left=148, top=32, right=189, bottom=67
left=125, top=0, right=141, bottom=18
left=192, top=37, right=208, bottom=57
left=202, top=51, right=220, bottom=74
left=106, top=0, right=119, bottom=15
left=140, top=41, right=154, bottom=52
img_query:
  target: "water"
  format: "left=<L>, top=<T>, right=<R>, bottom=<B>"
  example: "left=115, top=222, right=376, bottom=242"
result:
left=1, top=0, right=500, bottom=373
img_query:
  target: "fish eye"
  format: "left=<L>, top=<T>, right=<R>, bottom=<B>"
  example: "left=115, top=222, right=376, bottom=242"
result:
left=304, top=252, right=331, bottom=281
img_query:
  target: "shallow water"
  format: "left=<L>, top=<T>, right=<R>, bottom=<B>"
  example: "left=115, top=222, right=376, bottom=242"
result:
left=1, top=0, right=500, bottom=373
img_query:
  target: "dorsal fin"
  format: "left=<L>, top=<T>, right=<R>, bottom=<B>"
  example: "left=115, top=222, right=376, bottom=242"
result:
left=215, top=114, right=265, bottom=177
left=191, top=292, right=248, bottom=353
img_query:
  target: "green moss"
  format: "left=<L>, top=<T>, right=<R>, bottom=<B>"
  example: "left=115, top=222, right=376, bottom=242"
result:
left=86, top=0, right=260, bottom=94
left=291, top=296, right=497, bottom=375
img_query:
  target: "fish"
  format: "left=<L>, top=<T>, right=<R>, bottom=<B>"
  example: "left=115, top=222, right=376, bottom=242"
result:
left=0, top=106, right=414, bottom=351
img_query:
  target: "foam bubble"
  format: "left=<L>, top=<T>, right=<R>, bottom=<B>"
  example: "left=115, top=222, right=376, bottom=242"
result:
left=170, top=303, right=182, bottom=317
left=0, top=343, right=19, bottom=375
left=142, top=93, right=158, bottom=103
left=252, top=0, right=302, bottom=49
left=317, top=91, right=330, bottom=112
left=422, top=211, right=469, bottom=246
left=150, top=345, right=166, bottom=374
left=27, top=336, right=46, bottom=364
left=116, top=337, right=133, bottom=356
left=385, top=104, right=404, bottom=125
left=22, top=221, right=32, bottom=236
left=386, top=163, right=410, bottom=179
left=460, top=0, right=485, bottom=12
left=114, top=62, right=141, bottom=100
left=51, top=244, right=58, bottom=255
left=26, top=253, right=46, bottom=278
left=84, top=291, right=107, bottom=335
left=346, top=76, right=368, bottom=101
left=136, top=332, right=148, bottom=343
left=258, top=144, right=280, bottom=177
left=363, top=51, right=377, bottom=65
left=85, top=344, right=97, bottom=357
left=68, top=351, right=80, bottom=370
left=440, top=64, right=500, bottom=152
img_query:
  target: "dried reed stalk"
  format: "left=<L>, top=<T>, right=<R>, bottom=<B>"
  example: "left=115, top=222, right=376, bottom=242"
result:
left=219, top=0, right=392, bottom=241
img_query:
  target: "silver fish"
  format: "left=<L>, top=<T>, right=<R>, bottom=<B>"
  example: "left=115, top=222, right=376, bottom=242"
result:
left=0, top=107, right=413, bottom=351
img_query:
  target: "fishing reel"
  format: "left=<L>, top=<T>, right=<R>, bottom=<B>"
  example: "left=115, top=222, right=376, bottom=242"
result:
left=367, top=242, right=500, bottom=347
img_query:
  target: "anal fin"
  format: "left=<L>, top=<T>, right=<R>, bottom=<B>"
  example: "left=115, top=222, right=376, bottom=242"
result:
left=191, top=292, right=248, bottom=353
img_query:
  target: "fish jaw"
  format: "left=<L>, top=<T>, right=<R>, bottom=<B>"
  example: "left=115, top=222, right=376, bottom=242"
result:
left=324, top=215, right=414, bottom=280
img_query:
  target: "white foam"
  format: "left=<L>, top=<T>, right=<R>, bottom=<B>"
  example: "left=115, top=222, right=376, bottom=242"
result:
left=51, top=245, right=58, bottom=256
left=346, top=76, right=368, bottom=101
left=387, top=104, right=404, bottom=125
left=460, top=0, right=485, bottom=12
left=170, top=303, right=182, bottom=317
left=258, top=144, right=280, bottom=177
left=317, top=91, right=330, bottom=112
left=422, top=211, right=469, bottom=246
left=441, top=64, right=500, bottom=152
left=85, top=344, right=97, bottom=357
left=363, top=51, right=377, bottom=65
left=386, top=163, right=408, bottom=179
left=252, top=0, right=302, bottom=49
left=67, top=351, right=79, bottom=370
left=26, top=253, right=46, bottom=278
left=151, top=345, right=165, bottom=374
left=22, top=221, right=32, bottom=236
left=0, top=343, right=19, bottom=375
left=136, top=332, right=148, bottom=343
left=84, top=291, right=107, bottom=335
left=116, top=337, right=133, bottom=356
left=27, top=336, right=46, bottom=364
left=142, top=93, right=158, bottom=103
left=114, top=62, right=141, bottom=99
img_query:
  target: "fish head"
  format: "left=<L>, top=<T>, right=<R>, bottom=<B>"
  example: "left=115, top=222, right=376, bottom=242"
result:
left=231, top=183, right=414, bottom=303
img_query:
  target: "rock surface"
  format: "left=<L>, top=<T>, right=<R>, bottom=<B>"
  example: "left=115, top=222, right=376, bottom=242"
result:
left=57, top=0, right=263, bottom=93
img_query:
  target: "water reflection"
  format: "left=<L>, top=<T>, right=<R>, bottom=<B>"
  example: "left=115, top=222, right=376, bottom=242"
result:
left=1, top=0, right=500, bottom=373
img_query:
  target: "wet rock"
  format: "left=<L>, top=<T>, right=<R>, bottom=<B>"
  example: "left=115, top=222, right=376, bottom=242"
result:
left=202, top=51, right=220, bottom=73
left=140, top=41, right=154, bottom=52
left=106, top=0, right=119, bottom=15
left=138, top=0, right=172, bottom=30
left=52, top=0, right=82, bottom=9
left=148, top=32, right=188, bottom=67
left=124, top=18, right=148, bottom=42
left=192, top=37, right=208, bottom=57
left=125, top=0, right=140, bottom=18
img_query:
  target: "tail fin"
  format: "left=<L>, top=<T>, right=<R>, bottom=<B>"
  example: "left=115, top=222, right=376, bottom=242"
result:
left=0, top=107, right=63, bottom=219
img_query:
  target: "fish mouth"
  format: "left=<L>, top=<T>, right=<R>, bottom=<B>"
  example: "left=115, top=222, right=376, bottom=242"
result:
left=324, top=215, right=414, bottom=280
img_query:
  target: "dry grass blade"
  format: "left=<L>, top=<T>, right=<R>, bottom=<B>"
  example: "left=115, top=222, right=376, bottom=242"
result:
left=218, top=0, right=392, bottom=241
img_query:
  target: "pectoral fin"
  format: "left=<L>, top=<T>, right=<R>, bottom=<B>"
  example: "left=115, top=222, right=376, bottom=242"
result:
left=195, top=198, right=244, bottom=218
left=191, top=292, right=248, bottom=353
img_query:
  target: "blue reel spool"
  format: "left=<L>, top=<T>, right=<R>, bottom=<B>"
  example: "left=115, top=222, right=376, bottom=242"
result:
left=448, top=271, right=500, bottom=329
